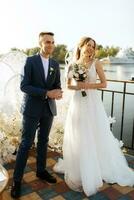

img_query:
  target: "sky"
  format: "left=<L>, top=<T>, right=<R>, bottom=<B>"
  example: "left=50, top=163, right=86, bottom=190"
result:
left=0, top=0, right=134, bottom=53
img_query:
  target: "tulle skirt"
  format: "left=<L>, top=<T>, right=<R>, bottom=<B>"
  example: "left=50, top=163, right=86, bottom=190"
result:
left=54, top=90, right=134, bottom=196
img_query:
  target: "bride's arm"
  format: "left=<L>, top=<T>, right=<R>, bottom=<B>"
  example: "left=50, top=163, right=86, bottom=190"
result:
left=66, top=78, right=80, bottom=90
left=88, top=60, right=107, bottom=89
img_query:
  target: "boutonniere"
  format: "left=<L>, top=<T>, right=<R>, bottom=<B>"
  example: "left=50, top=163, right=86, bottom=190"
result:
left=49, top=67, right=54, bottom=75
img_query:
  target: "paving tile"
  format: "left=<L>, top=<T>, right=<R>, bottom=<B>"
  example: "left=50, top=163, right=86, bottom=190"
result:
left=52, top=173, right=64, bottom=183
left=24, top=166, right=32, bottom=173
left=2, top=189, right=12, bottom=200
left=99, top=183, right=110, bottom=191
left=28, top=162, right=36, bottom=171
left=29, top=180, right=51, bottom=191
left=7, top=169, right=14, bottom=179
left=117, top=195, right=132, bottom=200
left=62, top=190, right=85, bottom=200
left=127, top=190, right=134, bottom=199
left=3, top=150, right=134, bottom=200
left=53, top=181, right=70, bottom=193
left=21, top=183, right=33, bottom=196
left=102, top=187, right=123, bottom=200
left=89, top=192, right=110, bottom=200
left=27, top=156, right=36, bottom=164
left=112, top=184, right=134, bottom=194
left=3, top=161, right=15, bottom=170
left=38, top=188, right=58, bottom=199
left=47, top=158, right=57, bottom=167
left=23, top=171, right=37, bottom=183
left=50, top=195, right=66, bottom=200
left=20, top=192, right=42, bottom=200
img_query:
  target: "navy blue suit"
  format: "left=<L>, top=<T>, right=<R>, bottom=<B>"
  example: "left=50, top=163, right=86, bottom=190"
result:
left=13, top=54, right=61, bottom=182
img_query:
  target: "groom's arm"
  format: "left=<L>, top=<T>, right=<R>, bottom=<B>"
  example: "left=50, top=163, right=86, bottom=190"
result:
left=50, top=62, right=63, bottom=99
left=53, top=62, right=62, bottom=90
left=20, top=57, right=47, bottom=98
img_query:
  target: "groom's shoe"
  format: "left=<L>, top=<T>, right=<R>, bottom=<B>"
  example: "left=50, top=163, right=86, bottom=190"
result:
left=36, top=170, right=57, bottom=184
left=11, top=181, right=21, bottom=198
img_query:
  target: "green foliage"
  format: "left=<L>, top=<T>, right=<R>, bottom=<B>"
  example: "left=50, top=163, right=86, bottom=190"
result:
left=16, top=44, right=67, bottom=63
left=10, top=44, right=120, bottom=62
left=11, top=47, right=22, bottom=52
left=96, top=45, right=120, bottom=59
left=52, top=44, right=67, bottom=63
left=24, top=47, right=40, bottom=56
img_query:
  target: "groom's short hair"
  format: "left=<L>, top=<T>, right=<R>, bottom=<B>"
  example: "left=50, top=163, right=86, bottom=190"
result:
left=39, top=32, right=54, bottom=38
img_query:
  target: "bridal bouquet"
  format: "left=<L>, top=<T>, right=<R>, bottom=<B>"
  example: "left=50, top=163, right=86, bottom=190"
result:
left=68, top=63, right=88, bottom=97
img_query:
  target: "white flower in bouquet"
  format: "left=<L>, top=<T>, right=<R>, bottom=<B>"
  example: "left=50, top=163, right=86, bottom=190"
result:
left=83, top=74, right=87, bottom=78
left=78, top=69, right=84, bottom=74
left=74, top=72, right=79, bottom=78
left=68, top=71, right=73, bottom=79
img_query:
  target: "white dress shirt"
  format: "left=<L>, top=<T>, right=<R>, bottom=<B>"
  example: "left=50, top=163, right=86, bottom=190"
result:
left=40, top=55, right=49, bottom=80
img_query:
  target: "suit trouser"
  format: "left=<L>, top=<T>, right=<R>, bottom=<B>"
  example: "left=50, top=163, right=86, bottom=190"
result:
left=13, top=102, right=53, bottom=182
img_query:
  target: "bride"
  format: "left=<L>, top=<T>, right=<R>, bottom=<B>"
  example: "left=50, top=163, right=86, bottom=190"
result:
left=53, top=36, right=134, bottom=196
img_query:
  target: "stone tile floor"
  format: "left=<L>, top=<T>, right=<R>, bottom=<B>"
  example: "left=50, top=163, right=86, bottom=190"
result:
left=2, top=150, right=134, bottom=200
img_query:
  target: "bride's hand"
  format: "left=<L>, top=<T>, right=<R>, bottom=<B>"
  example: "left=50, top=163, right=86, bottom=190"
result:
left=77, top=82, right=89, bottom=89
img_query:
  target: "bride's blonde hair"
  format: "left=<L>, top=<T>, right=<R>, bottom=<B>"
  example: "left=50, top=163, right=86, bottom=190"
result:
left=75, top=37, right=96, bottom=60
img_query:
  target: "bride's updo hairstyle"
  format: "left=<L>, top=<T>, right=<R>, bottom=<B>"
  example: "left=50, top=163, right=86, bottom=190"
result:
left=75, top=37, right=96, bottom=60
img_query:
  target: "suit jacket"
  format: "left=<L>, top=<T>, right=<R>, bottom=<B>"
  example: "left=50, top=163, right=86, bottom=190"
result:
left=20, top=54, right=61, bottom=117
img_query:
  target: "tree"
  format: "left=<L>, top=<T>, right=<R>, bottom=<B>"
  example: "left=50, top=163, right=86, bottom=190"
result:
left=9, top=44, right=120, bottom=61
left=24, top=47, right=40, bottom=56
left=23, top=45, right=68, bottom=63
left=96, top=45, right=120, bottom=59
left=52, top=45, right=68, bottom=63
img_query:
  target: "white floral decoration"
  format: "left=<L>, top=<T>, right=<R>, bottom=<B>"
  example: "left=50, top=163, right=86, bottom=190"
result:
left=108, top=116, right=116, bottom=124
left=0, top=111, right=21, bottom=164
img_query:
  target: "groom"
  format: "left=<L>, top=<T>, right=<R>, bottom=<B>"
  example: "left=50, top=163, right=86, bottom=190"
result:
left=11, top=32, right=63, bottom=198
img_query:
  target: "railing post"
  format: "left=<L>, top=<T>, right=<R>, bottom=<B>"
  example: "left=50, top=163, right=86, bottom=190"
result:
left=132, top=119, right=134, bottom=149
left=120, top=82, right=126, bottom=140
left=101, top=90, right=104, bottom=101
left=110, top=92, right=115, bottom=130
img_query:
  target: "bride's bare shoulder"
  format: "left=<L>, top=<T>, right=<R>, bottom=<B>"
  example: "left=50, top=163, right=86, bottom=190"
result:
left=95, top=59, right=103, bottom=69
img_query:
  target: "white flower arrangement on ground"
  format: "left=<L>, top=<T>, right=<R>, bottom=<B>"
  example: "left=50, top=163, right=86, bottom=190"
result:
left=108, top=116, right=116, bottom=124
left=49, top=97, right=69, bottom=153
left=49, top=120, right=64, bottom=152
left=0, top=111, right=21, bottom=164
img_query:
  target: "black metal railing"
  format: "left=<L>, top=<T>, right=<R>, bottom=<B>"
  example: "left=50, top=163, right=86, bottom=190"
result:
left=98, top=79, right=134, bottom=151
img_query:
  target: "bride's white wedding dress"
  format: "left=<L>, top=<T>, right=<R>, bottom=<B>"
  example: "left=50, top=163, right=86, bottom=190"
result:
left=53, top=61, right=134, bottom=196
